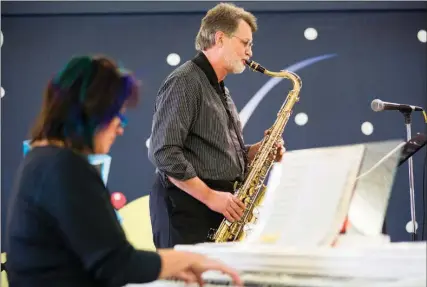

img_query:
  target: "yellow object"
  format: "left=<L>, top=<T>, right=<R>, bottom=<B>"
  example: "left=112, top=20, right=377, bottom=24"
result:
left=260, top=234, right=280, bottom=244
left=119, top=195, right=156, bottom=251
left=2, top=252, right=8, bottom=287
left=422, top=110, right=427, bottom=123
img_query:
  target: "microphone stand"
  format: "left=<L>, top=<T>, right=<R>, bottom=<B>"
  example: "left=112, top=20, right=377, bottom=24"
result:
left=402, top=111, right=417, bottom=241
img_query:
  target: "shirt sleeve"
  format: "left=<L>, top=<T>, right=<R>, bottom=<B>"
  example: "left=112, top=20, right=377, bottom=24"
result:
left=148, top=75, right=200, bottom=181
left=39, top=151, right=162, bottom=287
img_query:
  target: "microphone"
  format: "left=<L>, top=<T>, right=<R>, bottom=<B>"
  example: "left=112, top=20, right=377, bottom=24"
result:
left=371, top=99, right=424, bottom=113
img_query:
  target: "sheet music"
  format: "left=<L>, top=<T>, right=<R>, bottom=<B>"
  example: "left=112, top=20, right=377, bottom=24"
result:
left=347, top=140, right=403, bottom=236
left=245, top=144, right=366, bottom=247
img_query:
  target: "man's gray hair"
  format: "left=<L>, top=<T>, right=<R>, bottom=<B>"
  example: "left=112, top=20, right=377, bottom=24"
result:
left=195, top=3, right=257, bottom=51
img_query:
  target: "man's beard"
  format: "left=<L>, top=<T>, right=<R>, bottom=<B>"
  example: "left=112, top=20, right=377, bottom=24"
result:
left=224, top=53, right=246, bottom=74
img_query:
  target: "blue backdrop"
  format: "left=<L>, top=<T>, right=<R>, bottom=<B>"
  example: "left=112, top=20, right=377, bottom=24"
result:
left=1, top=1, right=426, bottom=248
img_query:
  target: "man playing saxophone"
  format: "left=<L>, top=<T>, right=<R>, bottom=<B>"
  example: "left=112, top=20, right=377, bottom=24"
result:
left=148, top=3, right=285, bottom=249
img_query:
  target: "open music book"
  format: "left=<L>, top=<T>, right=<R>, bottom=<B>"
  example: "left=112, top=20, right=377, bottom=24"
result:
left=241, top=139, right=403, bottom=247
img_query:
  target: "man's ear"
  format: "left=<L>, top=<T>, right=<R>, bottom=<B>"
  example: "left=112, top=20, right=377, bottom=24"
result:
left=214, top=31, right=225, bottom=47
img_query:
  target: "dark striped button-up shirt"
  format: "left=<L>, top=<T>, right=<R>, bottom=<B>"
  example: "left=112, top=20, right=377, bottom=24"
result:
left=148, top=52, right=249, bottom=187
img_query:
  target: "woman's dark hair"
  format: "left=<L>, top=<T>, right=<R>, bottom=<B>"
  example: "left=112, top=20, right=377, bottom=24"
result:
left=30, top=55, right=139, bottom=152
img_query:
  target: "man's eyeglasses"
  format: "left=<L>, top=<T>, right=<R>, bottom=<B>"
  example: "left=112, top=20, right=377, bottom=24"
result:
left=117, top=113, right=128, bottom=128
left=232, top=35, right=253, bottom=49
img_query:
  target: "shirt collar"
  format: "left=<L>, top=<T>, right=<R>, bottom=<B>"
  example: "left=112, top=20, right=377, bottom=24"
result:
left=192, top=51, right=225, bottom=93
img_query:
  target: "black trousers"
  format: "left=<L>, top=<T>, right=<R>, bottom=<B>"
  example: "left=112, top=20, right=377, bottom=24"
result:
left=149, top=174, right=236, bottom=249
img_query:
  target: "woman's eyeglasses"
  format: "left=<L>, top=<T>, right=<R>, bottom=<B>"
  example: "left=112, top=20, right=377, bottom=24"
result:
left=117, top=113, right=128, bottom=128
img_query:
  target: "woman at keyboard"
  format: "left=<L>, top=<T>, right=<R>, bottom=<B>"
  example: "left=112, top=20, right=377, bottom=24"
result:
left=4, top=55, right=242, bottom=287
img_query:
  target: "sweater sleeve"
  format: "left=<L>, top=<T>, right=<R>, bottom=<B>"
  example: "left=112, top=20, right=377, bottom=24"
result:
left=39, top=151, right=161, bottom=287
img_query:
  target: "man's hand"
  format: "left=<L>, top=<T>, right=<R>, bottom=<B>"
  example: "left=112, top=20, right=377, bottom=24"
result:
left=206, top=190, right=246, bottom=222
left=273, top=137, right=285, bottom=162
left=167, top=177, right=246, bottom=222
left=247, top=130, right=286, bottom=164
left=264, top=129, right=286, bottom=162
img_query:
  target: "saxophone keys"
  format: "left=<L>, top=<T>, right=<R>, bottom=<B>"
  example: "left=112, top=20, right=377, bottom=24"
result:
left=207, top=228, right=217, bottom=240
left=233, top=180, right=240, bottom=190
left=251, top=207, right=262, bottom=224
left=243, top=223, right=253, bottom=232
left=252, top=207, right=261, bottom=217
left=240, top=223, right=255, bottom=241
left=244, top=197, right=251, bottom=205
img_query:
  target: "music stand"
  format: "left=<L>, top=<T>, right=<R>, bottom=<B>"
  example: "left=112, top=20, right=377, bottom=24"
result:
left=397, top=133, right=427, bottom=167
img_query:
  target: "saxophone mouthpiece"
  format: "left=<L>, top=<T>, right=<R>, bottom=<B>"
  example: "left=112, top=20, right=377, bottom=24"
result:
left=245, top=59, right=266, bottom=74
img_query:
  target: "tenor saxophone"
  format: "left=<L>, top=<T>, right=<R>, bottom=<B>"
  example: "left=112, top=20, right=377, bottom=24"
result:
left=208, top=59, right=302, bottom=243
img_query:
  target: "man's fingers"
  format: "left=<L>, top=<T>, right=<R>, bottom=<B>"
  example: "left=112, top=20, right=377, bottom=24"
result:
left=227, top=207, right=241, bottom=221
left=232, top=196, right=246, bottom=210
left=273, top=138, right=285, bottom=147
left=264, top=129, right=271, bottom=136
left=230, top=201, right=244, bottom=217
left=224, top=210, right=234, bottom=222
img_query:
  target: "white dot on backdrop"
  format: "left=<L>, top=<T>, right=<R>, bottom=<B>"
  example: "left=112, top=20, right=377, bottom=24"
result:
left=1, top=87, right=5, bottom=98
left=294, top=112, right=308, bottom=126
left=0, top=31, right=3, bottom=47
left=146, top=137, right=150, bottom=149
left=166, top=53, right=181, bottom=66
left=304, top=28, right=318, bottom=40
left=417, top=29, right=426, bottom=43
left=405, top=221, right=418, bottom=233
left=361, top=121, right=374, bottom=135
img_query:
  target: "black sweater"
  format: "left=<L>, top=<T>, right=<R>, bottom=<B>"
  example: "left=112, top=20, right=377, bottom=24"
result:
left=5, top=146, right=161, bottom=287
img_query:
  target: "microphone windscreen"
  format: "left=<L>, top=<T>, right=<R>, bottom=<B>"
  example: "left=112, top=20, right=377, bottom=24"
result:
left=371, top=99, right=384, bottom=112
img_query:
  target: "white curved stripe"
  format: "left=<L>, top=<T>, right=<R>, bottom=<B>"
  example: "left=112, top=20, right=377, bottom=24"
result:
left=239, top=54, right=337, bottom=128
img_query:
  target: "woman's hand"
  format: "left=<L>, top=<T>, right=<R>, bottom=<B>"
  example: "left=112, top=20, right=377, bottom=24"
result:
left=185, top=257, right=242, bottom=286
left=158, top=249, right=243, bottom=286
